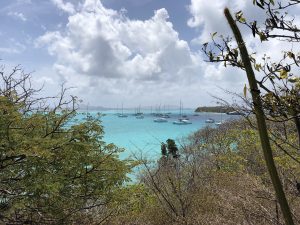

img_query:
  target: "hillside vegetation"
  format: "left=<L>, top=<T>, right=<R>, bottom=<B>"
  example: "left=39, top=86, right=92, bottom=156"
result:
left=1, top=69, right=300, bottom=225
left=195, top=106, right=235, bottom=113
left=107, top=119, right=300, bottom=225
left=2, top=0, right=300, bottom=224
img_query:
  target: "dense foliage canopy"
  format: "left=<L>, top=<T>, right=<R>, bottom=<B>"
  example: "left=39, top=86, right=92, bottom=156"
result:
left=0, top=67, right=132, bottom=224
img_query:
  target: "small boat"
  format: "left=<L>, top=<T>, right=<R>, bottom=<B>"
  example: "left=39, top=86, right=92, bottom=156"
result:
left=173, top=101, right=192, bottom=125
left=118, top=103, right=128, bottom=118
left=214, top=110, right=224, bottom=125
left=182, top=119, right=192, bottom=124
left=215, top=111, right=224, bottom=125
left=173, top=119, right=192, bottom=125
left=154, top=118, right=168, bottom=123
left=226, top=111, right=244, bottom=115
left=134, top=112, right=144, bottom=118
left=173, top=121, right=185, bottom=125
left=134, top=105, right=144, bottom=118
left=205, top=118, right=215, bottom=123
left=161, top=114, right=170, bottom=118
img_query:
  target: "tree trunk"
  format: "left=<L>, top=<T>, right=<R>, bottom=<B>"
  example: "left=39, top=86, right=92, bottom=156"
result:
left=224, top=8, right=294, bottom=225
left=292, top=111, right=300, bottom=148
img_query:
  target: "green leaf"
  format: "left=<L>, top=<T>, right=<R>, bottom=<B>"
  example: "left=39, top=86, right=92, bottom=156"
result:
left=243, top=84, right=247, bottom=98
left=265, top=92, right=273, bottom=99
left=287, top=51, right=295, bottom=59
left=288, top=77, right=298, bottom=83
left=254, top=63, right=262, bottom=71
left=259, top=32, right=267, bottom=42
left=280, top=69, right=288, bottom=79
left=239, top=17, right=246, bottom=23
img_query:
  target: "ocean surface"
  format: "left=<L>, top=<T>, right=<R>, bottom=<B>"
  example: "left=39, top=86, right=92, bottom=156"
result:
left=76, top=109, right=236, bottom=159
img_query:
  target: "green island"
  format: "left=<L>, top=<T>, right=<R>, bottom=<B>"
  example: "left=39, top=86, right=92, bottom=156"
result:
left=195, top=106, right=235, bottom=113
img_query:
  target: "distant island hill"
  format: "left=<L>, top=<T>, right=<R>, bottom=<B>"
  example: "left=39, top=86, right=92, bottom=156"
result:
left=195, top=106, right=236, bottom=113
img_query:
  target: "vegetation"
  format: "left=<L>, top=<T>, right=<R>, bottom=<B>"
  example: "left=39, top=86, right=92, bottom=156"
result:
left=202, top=0, right=300, bottom=146
left=4, top=65, right=300, bottom=225
left=0, top=66, right=133, bottom=224
left=108, top=119, right=300, bottom=225
left=225, top=8, right=294, bottom=224
left=1, top=0, right=300, bottom=224
left=201, top=1, right=300, bottom=224
left=194, top=106, right=235, bottom=113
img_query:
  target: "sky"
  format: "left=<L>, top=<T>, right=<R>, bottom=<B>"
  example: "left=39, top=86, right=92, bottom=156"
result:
left=0, top=0, right=298, bottom=108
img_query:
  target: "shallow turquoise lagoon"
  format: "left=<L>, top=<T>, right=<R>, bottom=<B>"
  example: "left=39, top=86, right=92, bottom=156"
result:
left=76, top=109, right=236, bottom=159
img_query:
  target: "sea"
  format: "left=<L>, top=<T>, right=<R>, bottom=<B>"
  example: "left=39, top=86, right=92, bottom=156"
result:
left=75, top=109, right=236, bottom=160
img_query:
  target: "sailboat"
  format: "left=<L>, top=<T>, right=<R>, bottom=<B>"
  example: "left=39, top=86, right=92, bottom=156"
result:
left=115, top=104, right=121, bottom=116
left=150, top=106, right=155, bottom=116
left=173, top=101, right=192, bottom=125
left=118, top=104, right=128, bottom=118
left=215, top=111, right=223, bottom=125
left=204, top=110, right=215, bottom=123
left=153, top=105, right=168, bottom=122
left=135, top=105, right=144, bottom=119
left=153, top=117, right=168, bottom=123
left=161, top=105, right=170, bottom=118
left=205, top=118, right=215, bottom=123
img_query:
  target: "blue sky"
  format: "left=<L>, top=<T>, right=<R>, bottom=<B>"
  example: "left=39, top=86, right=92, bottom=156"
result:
left=0, top=0, right=293, bottom=108
left=101, top=0, right=197, bottom=42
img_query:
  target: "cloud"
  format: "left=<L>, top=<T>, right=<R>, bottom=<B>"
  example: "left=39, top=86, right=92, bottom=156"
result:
left=36, top=0, right=257, bottom=107
left=7, top=11, right=27, bottom=21
left=187, top=0, right=267, bottom=43
left=36, top=0, right=209, bottom=105
left=187, top=0, right=300, bottom=104
left=187, top=0, right=300, bottom=50
left=51, top=0, right=76, bottom=14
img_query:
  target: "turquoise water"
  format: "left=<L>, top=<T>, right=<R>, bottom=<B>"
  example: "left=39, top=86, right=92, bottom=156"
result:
left=76, top=109, right=235, bottom=159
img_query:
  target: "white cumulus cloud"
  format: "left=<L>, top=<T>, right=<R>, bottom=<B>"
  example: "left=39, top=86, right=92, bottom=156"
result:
left=36, top=0, right=264, bottom=107
left=187, top=0, right=300, bottom=97
left=51, top=0, right=76, bottom=14
left=36, top=0, right=209, bottom=106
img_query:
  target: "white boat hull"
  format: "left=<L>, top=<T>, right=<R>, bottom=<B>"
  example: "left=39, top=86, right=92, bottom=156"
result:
left=154, top=118, right=168, bottom=123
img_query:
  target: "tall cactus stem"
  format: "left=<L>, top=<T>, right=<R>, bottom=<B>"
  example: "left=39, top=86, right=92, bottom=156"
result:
left=224, top=8, right=294, bottom=225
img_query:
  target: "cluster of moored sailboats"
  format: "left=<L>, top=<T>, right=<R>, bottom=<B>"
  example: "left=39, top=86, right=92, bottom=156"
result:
left=115, top=102, right=228, bottom=126
left=152, top=102, right=192, bottom=125
left=115, top=102, right=195, bottom=125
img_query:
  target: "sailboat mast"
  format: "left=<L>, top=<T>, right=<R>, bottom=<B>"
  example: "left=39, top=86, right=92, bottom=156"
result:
left=180, top=100, right=182, bottom=118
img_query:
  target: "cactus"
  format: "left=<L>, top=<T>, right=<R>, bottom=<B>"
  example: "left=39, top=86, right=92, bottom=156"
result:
left=224, top=8, right=294, bottom=225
